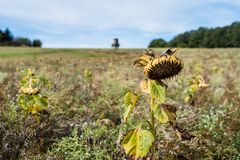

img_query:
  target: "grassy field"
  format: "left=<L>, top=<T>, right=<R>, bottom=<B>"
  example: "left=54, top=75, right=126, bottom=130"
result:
left=0, top=47, right=240, bottom=159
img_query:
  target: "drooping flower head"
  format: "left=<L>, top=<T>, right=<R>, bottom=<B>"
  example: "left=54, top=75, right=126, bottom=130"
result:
left=134, top=49, right=183, bottom=80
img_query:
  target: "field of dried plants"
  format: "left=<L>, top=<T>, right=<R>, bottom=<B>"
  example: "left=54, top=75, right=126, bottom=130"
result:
left=0, top=47, right=239, bottom=159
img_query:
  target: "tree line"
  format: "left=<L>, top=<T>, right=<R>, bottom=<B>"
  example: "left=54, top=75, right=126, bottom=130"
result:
left=149, top=21, right=240, bottom=48
left=0, top=28, right=42, bottom=47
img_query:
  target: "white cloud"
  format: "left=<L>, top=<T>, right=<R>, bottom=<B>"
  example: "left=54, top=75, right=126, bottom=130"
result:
left=0, top=0, right=239, bottom=47
left=0, top=0, right=214, bottom=32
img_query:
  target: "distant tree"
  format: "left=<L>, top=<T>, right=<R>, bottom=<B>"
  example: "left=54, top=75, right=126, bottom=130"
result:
left=230, top=22, right=240, bottom=47
left=13, top=37, right=32, bottom=46
left=0, top=29, right=3, bottom=41
left=149, top=21, right=240, bottom=48
left=2, top=28, right=14, bottom=42
left=202, top=29, right=214, bottom=48
left=32, top=39, right=42, bottom=47
left=0, top=27, right=43, bottom=47
left=188, top=27, right=207, bottom=47
left=168, top=32, right=191, bottom=47
left=0, top=28, right=14, bottom=46
left=148, top=38, right=167, bottom=48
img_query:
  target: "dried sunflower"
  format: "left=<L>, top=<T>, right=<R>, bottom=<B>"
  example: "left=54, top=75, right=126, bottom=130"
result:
left=134, top=49, right=183, bottom=80
left=19, top=86, right=40, bottom=95
left=144, top=55, right=183, bottom=80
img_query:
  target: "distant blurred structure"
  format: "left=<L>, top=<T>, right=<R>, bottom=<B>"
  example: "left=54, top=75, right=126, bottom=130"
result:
left=112, top=38, right=120, bottom=49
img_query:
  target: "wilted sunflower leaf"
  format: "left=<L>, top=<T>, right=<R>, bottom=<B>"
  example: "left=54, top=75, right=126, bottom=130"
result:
left=149, top=80, right=165, bottom=103
left=196, top=76, right=209, bottom=88
left=121, top=128, right=154, bottom=158
left=184, top=95, right=191, bottom=103
left=18, top=94, right=27, bottom=110
left=190, top=84, right=198, bottom=93
left=139, top=79, right=150, bottom=94
left=40, top=96, right=48, bottom=106
left=30, top=104, right=43, bottom=114
left=153, top=104, right=177, bottom=124
left=133, top=54, right=153, bottom=67
left=153, top=104, right=169, bottom=123
left=123, top=91, right=138, bottom=122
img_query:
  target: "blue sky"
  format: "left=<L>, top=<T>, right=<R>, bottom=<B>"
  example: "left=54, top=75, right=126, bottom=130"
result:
left=0, top=0, right=240, bottom=48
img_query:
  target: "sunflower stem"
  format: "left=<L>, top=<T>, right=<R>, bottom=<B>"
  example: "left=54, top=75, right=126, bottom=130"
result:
left=150, top=97, right=156, bottom=159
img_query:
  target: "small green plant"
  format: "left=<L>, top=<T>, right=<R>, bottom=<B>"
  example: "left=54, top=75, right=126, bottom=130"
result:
left=49, top=125, right=118, bottom=160
left=120, top=49, right=193, bottom=159
left=233, top=132, right=240, bottom=152
left=83, top=68, right=93, bottom=81
left=184, top=75, right=209, bottom=104
left=18, top=68, right=48, bottom=115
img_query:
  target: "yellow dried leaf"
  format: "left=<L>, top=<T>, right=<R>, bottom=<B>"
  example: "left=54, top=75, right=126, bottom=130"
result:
left=121, top=128, right=154, bottom=158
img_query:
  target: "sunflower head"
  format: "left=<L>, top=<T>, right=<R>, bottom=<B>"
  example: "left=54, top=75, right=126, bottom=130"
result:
left=134, top=49, right=183, bottom=80
left=144, top=55, right=183, bottom=80
left=19, top=87, right=40, bottom=95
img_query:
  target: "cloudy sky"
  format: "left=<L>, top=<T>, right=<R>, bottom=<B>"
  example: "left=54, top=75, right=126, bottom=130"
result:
left=0, top=0, right=240, bottom=48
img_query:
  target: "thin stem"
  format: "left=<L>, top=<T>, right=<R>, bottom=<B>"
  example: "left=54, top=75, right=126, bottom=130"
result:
left=150, top=97, right=155, bottom=134
left=150, top=97, right=156, bottom=159
left=29, top=76, right=32, bottom=88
